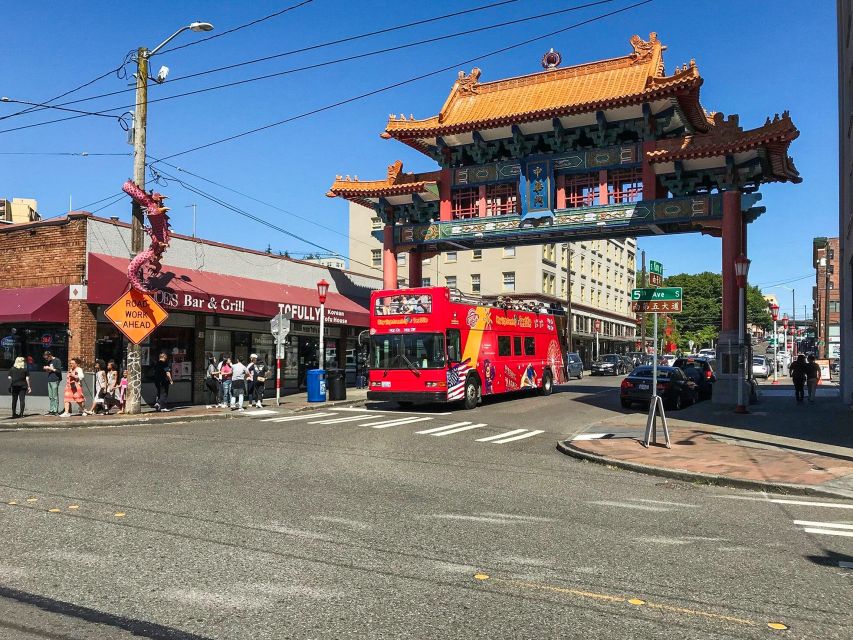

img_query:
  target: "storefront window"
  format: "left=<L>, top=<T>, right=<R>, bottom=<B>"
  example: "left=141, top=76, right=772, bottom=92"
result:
left=204, top=329, right=232, bottom=361
left=0, top=325, right=68, bottom=371
left=96, top=323, right=125, bottom=369
left=144, top=326, right=193, bottom=382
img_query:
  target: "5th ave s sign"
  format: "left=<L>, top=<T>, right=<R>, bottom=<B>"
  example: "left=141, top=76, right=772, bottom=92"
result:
left=631, top=287, right=683, bottom=313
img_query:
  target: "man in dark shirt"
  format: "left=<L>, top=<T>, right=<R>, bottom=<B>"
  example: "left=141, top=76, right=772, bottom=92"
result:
left=153, top=353, right=173, bottom=412
left=42, top=351, right=62, bottom=416
left=805, top=354, right=821, bottom=404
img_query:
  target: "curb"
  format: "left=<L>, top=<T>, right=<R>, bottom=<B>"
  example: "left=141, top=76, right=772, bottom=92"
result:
left=556, top=440, right=853, bottom=500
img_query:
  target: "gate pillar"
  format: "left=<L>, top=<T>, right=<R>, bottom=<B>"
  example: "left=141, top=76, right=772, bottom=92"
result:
left=721, top=190, right=743, bottom=333
left=382, top=222, right=398, bottom=290
left=408, top=249, right=423, bottom=287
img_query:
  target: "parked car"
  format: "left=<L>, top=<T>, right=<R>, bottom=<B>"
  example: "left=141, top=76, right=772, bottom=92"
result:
left=658, top=354, right=677, bottom=367
left=591, top=354, right=624, bottom=376
left=674, top=356, right=717, bottom=400
left=698, top=348, right=716, bottom=359
left=565, top=352, right=584, bottom=380
left=620, top=366, right=697, bottom=410
left=752, top=356, right=770, bottom=379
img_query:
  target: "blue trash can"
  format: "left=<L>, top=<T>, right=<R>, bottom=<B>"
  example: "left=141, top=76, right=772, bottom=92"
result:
left=307, top=369, right=326, bottom=403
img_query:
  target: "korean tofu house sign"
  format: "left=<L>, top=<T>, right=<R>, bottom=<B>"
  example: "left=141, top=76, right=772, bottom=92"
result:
left=105, top=289, right=169, bottom=344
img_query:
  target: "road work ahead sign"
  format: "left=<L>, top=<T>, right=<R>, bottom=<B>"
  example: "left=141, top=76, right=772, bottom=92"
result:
left=105, top=289, right=169, bottom=344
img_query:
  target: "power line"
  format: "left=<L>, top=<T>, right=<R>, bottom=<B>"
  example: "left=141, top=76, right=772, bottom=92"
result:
left=157, top=0, right=654, bottom=161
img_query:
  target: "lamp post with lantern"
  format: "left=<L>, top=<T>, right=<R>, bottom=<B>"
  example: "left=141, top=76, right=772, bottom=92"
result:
left=782, top=314, right=789, bottom=373
left=317, top=279, right=330, bottom=372
left=734, top=254, right=750, bottom=414
left=769, top=302, right=779, bottom=384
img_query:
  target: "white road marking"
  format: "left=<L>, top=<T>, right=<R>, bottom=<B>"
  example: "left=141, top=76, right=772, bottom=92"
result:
left=476, top=429, right=527, bottom=442
left=263, top=413, right=333, bottom=422
left=365, top=417, right=432, bottom=429
left=333, top=407, right=453, bottom=416
left=430, top=423, right=486, bottom=436
left=573, top=433, right=615, bottom=440
left=416, top=422, right=472, bottom=434
left=478, top=512, right=554, bottom=523
left=716, top=496, right=853, bottom=510
left=245, top=409, right=278, bottom=416
left=634, top=499, right=699, bottom=508
left=793, top=521, right=853, bottom=530
left=308, top=415, right=374, bottom=425
left=839, top=561, right=853, bottom=569
left=490, top=429, right=544, bottom=444
left=589, top=501, right=671, bottom=512
left=802, top=528, right=853, bottom=538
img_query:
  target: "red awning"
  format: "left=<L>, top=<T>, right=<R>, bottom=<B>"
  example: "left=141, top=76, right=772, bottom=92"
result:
left=0, top=285, right=69, bottom=323
left=87, top=254, right=370, bottom=326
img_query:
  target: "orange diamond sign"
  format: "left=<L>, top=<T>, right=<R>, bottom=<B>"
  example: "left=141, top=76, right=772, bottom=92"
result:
left=104, top=289, right=169, bottom=344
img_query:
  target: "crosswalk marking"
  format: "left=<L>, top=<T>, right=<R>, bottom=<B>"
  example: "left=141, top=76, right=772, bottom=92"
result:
left=794, top=520, right=853, bottom=531
left=802, top=527, right=853, bottom=538
left=717, top=496, right=853, bottom=510
left=429, top=423, right=486, bottom=436
left=308, top=415, right=374, bottom=425
left=476, top=429, right=527, bottom=442
left=245, top=409, right=278, bottom=416
left=333, top=407, right=453, bottom=416
left=489, top=429, right=545, bottom=444
left=262, top=413, right=334, bottom=422
left=416, top=422, right=472, bottom=435
left=365, top=417, right=432, bottom=429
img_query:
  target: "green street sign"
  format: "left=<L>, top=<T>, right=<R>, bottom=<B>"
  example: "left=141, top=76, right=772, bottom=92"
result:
left=649, top=260, right=663, bottom=276
left=631, top=287, right=682, bottom=302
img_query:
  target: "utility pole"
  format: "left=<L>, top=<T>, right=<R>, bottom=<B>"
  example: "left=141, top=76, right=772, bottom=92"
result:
left=824, top=261, right=831, bottom=359
left=186, top=203, right=197, bottom=238
left=125, top=46, right=149, bottom=415
left=640, top=250, right=647, bottom=352
left=565, top=243, right=573, bottom=354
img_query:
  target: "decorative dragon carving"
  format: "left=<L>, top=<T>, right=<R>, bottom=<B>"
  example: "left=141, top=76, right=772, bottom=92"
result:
left=122, top=180, right=171, bottom=293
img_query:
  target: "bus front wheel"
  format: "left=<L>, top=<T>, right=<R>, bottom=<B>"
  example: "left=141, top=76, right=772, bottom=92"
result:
left=539, top=370, right=554, bottom=396
left=463, top=377, right=480, bottom=410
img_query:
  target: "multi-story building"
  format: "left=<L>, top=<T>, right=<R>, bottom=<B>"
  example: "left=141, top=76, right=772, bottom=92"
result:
left=0, top=197, right=40, bottom=224
left=838, top=0, right=853, bottom=402
left=813, top=237, right=840, bottom=360
left=349, top=201, right=637, bottom=362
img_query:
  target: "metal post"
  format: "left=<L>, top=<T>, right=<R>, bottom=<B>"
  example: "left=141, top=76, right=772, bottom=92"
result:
left=319, top=301, right=326, bottom=372
left=735, top=286, right=748, bottom=413
left=772, top=319, right=778, bottom=384
left=276, top=303, right=283, bottom=407
left=824, top=261, right=831, bottom=359
left=640, top=251, right=647, bottom=351
left=125, top=46, right=148, bottom=415
left=565, top=242, right=573, bottom=354
left=792, top=289, right=796, bottom=357
left=642, top=312, right=670, bottom=448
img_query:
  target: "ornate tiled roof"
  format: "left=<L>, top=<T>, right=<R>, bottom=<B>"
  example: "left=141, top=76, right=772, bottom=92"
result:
left=647, top=111, right=802, bottom=183
left=326, top=160, right=440, bottom=207
left=381, top=33, right=710, bottom=142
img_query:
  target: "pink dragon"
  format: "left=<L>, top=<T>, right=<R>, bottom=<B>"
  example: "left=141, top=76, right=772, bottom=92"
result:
left=122, top=180, right=171, bottom=293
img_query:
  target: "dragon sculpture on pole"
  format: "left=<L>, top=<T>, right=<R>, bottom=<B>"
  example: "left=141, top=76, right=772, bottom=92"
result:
left=122, top=180, right=171, bottom=292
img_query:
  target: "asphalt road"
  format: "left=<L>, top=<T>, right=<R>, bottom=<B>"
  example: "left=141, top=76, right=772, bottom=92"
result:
left=0, top=376, right=850, bottom=639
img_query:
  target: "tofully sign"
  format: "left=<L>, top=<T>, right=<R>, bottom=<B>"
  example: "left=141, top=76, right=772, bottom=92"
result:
left=631, top=287, right=683, bottom=314
left=105, top=289, right=169, bottom=344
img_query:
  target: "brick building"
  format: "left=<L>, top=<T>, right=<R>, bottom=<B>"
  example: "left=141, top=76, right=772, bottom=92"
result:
left=812, top=237, right=840, bottom=359
left=0, top=212, right=378, bottom=406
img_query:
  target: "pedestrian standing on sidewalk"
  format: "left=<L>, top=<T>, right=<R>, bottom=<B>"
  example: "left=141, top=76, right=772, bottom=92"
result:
left=251, top=355, right=268, bottom=408
left=230, top=356, right=247, bottom=411
left=61, top=358, right=87, bottom=417
left=153, top=353, right=173, bottom=412
left=219, top=355, right=233, bottom=408
left=246, top=354, right=257, bottom=404
left=88, top=360, right=107, bottom=415
left=7, top=357, right=31, bottom=418
left=806, top=354, right=821, bottom=404
left=104, top=360, right=118, bottom=414
left=205, top=356, right=220, bottom=408
left=117, top=369, right=128, bottom=414
left=789, top=354, right=808, bottom=405
left=42, top=351, right=62, bottom=416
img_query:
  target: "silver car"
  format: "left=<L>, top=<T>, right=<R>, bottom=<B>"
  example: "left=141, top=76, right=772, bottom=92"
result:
left=752, top=356, right=770, bottom=379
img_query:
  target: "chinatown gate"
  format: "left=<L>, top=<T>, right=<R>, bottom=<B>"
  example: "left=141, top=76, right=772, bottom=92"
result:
left=328, top=33, right=800, bottom=405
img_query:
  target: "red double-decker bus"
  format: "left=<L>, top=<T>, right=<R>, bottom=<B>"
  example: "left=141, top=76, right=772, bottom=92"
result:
left=368, top=287, right=567, bottom=409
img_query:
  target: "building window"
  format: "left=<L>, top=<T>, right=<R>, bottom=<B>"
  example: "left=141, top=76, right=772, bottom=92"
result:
left=397, top=252, right=407, bottom=266
left=543, top=243, right=556, bottom=263
left=564, top=173, right=600, bottom=208
left=371, top=249, right=381, bottom=267
left=371, top=216, right=382, bottom=230
left=829, top=300, right=841, bottom=313
left=504, top=246, right=516, bottom=258
left=485, top=182, right=518, bottom=216
left=451, top=187, right=479, bottom=219
left=541, top=272, right=555, bottom=295
left=445, top=275, right=457, bottom=289
left=472, top=249, right=482, bottom=260
left=445, top=251, right=457, bottom=263
left=471, top=274, right=481, bottom=294
left=561, top=278, right=567, bottom=297
left=608, top=168, right=643, bottom=203
left=422, top=277, right=431, bottom=286
left=503, top=271, right=516, bottom=291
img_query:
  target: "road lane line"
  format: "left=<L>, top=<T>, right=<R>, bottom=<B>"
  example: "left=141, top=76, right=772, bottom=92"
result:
left=416, top=422, right=471, bottom=434
left=309, top=415, right=374, bottom=425
left=588, top=500, right=671, bottom=512
left=244, top=409, right=278, bottom=416
left=802, top=527, right=853, bottom=538
left=334, top=407, right=453, bottom=416
left=634, top=499, right=699, bottom=508
left=716, top=496, right=853, bottom=509
left=476, top=429, right=527, bottom=442
left=490, top=429, right=544, bottom=444
left=263, top=413, right=333, bottom=422
left=793, top=520, right=853, bottom=530
left=430, top=423, right=486, bottom=436
left=365, top=417, right=432, bottom=429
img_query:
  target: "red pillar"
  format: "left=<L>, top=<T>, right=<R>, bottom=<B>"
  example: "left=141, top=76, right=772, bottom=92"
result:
left=382, top=221, right=398, bottom=290
left=642, top=140, right=660, bottom=200
left=478, top=185, right=487, bottom=217
left=556, top=174, right=566, bottom=209
left=721, top=191, right=743, bottom=333
left=408, top=250, right=422, bottom=287
left=440, top=168, right=452, bottom=221
left=598, top=169, right=608, bottom=205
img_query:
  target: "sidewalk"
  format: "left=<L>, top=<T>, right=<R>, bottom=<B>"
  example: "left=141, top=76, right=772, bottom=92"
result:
left=560, top=383, right=853, bottom=499
left=0, top=388, right=367, bottom=430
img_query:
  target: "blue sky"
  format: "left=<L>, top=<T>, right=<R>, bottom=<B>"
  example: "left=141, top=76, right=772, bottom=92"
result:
left=0, top=0, right=836, bottom=318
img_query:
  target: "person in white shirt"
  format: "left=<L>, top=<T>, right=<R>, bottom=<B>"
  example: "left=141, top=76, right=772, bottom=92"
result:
left=230, top=356, right=248, bottom=411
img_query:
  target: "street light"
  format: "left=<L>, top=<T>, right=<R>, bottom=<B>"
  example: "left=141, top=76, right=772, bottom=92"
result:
left=782, top=314, right=789, bottom=372
left=734, top=254, right=750, bottom=414
left=317, top=279, right=330, bottom=372
left=124, top=20, right=213, bottom=415
left=769, top=302, right=779, bottom=384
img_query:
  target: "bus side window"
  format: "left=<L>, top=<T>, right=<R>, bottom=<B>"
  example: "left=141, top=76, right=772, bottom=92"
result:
left=498, top=336, right=512, bottom=357
left=524, top=336, right=536, bottom=356
left=446, top=329, right=461, bottom=363
left=513, top=336, right=522, bottom=356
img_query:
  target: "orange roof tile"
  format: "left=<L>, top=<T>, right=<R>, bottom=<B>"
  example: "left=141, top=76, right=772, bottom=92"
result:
left=326, top=160, right=440, bottom=207
left=382, top=33, right=709, bottom=142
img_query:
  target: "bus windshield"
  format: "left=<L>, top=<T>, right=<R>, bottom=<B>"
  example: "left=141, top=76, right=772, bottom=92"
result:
left=371, top=333, right=446, bottom=370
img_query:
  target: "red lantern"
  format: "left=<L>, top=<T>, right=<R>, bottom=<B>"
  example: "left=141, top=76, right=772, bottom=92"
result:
left=769, top=303, right=779, bottom=322
left=782, top=314, right=789, bottom=329
left=316, top=279, right=330, bottom=305
left=734, top=254, right=751, bottom=288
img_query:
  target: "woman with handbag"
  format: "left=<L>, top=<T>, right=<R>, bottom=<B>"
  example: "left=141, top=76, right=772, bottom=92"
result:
left=251, top=355, right=267, bottom=408
left=205, top=356, right=220, bottom=408
left=7, top=357, right=31, bottom=418
left=88, top=360, right=107, bottom=415
left=61, top=358, right=87, bottom=417
left=104, top=360, right=118, bottom=414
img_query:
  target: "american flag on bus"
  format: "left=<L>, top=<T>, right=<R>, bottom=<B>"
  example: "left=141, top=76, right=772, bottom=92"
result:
left=446, top=362, right=471, bottom=401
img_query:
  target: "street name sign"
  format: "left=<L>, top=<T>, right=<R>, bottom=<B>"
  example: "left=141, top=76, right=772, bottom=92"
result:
left=632, top=300, right=682, bottom=313
left=631, top=287, right=682, bottom=314
left=648, top=272, right=663, bottom=287
left=649, top=260, right=663, bottom=276
left=105, top=289, right=169, bottom=344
